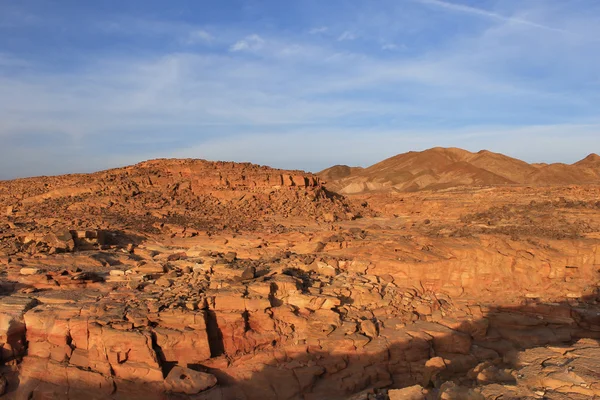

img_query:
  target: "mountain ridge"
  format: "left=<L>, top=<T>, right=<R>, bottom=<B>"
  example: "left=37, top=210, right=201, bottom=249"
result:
left=318, top=148, right=600, bottom=194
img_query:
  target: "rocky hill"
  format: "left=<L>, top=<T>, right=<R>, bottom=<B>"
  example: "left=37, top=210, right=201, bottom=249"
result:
left=0, top=159, right=370, bottom=257
left=319, top=147, right=600, bottom=193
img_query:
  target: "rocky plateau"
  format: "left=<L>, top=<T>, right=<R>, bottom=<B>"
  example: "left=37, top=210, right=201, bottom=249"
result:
left=0, top=153, right=599, bottom=399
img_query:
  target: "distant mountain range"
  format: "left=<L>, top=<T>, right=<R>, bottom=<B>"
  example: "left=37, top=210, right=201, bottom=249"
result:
left=318, top=147, right=600, bottom=193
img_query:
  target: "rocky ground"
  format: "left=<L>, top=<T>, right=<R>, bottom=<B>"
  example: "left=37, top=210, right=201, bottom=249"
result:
left=0, top=159, right=599, bottom=399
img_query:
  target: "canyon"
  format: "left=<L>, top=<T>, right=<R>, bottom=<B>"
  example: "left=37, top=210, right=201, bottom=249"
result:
left=0, top=152, right=599, bottom=399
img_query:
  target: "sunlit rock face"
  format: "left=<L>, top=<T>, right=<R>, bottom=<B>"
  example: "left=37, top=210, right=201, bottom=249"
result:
left=0, top=156, right=599, bottom=399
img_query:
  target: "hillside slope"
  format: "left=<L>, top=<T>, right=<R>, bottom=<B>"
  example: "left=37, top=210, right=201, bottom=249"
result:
left=318, top=147, right=600, bottom=193
left=0, top=159, right=369, bottom=251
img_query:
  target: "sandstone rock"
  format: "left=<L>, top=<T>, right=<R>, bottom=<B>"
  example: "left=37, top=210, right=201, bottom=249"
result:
left=469, top=362, right=514, bottom=384
left=414, top=304, right=432, bottom=316
left=241, top=266, right=256, bottom=280
left=155, top=276, right=173, bottom=287
left=193, top=264, right=210, bottom=274
left=409, top=322, right=472, bottom=355
left=136, top=262, right=166, bottom=274
left=20, top=267, right=41, bottom=275
left=388, top=385, right=425, bottom=400
left=43, top=228, right=75, bottom=252
left=212, top=264, right=243, bottom=281
left=213, top=290, right=246, bottom=312
left=223, top=252, right=237, bottom=262
left=348, top=260, right=370, bottom=274
left=20, top=356, right=115, bottom=396
left=322, top=213, right=336, bottom=222
left=4, top=156, right=600, bottom=400
left=153, top=326, right=211, bottom=365
left=0, top=296, right=38, bottom=361
left=360, top=320, right=378, bottom=338
left=313, top=261, right=337, bottom=277
left=293, top=241, right=326, bottom=254
left=164, top=366, right=217, bottom=394
left=439, top=381, right=484, bottom=400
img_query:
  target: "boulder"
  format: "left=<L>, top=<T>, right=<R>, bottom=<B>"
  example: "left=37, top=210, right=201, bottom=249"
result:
left=164, top=366, right=217, bottom=394
left=241, top=266, right=256, bottom=280
left=43, top=228, right=75, bottom=252
left=135, top=262, right=166, bottom=274
left=388, top=385, right=425, bottom=400
left=360, top=320, right=378, bottom=338
left=20, top=268, right=42, bottom=275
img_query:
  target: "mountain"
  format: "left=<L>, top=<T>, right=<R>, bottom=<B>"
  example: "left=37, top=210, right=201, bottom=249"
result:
left=574, top=153, right=600, bottom=168
left=318, top=148, right=600, bottom=194
left=318, top=165, right=364, bottom=181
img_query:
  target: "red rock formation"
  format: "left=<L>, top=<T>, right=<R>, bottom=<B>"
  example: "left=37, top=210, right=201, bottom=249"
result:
left=0, top=159, right=598, bottom=399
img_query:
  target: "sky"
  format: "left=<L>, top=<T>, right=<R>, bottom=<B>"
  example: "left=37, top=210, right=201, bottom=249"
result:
left=1, top=0, right=599, bottom=179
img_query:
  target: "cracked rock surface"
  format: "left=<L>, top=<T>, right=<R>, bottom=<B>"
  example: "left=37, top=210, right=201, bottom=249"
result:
left=0, top=159, right=599, bottom=399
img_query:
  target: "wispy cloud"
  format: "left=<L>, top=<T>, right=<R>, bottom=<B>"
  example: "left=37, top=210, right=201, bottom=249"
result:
left=230, top=34, right=264, bottom=52
left=381, top=43, right=402, bottom=51
left=417, top=0, right=569, bottom=34
left=185, top=29, right=213, bottom=44
left=0, top=0, right=598, bottom=178
left=309, top=27, right=328, bottom=34
left=337, top=31, right=357, bottom=41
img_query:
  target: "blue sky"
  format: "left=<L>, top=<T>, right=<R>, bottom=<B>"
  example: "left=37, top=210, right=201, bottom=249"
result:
left=1, top=0, right=599, bottom=178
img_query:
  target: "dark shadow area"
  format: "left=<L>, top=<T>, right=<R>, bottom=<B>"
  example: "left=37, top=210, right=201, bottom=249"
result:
left=198, top=292, right=600, bottom=400
left=0, top=280, right=35, bottom=296
left=205, top=311, right=225, bottom=358
left=94, top=230, right=148, bottom=248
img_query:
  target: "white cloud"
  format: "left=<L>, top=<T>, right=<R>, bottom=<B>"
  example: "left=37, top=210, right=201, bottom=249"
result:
left=309, top=26, right=328, bottom=34
left=381, top=43, right=401, bottom=51
left=185, top=29, right=213, bottom=44
left=417, top=0, right=569, bottom=34
left=0, top=17, right=596, bottom=145
left=0, top=1, right=599, bottom=178
left=230, top=34, right=265, bottom=52
left=337, top=31, right=357, bottom=41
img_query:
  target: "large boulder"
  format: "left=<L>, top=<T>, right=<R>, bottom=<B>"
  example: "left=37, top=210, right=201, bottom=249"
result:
left=164, top=366, right=217, bottom=394
left=43, top=228, right=75, bottom=252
